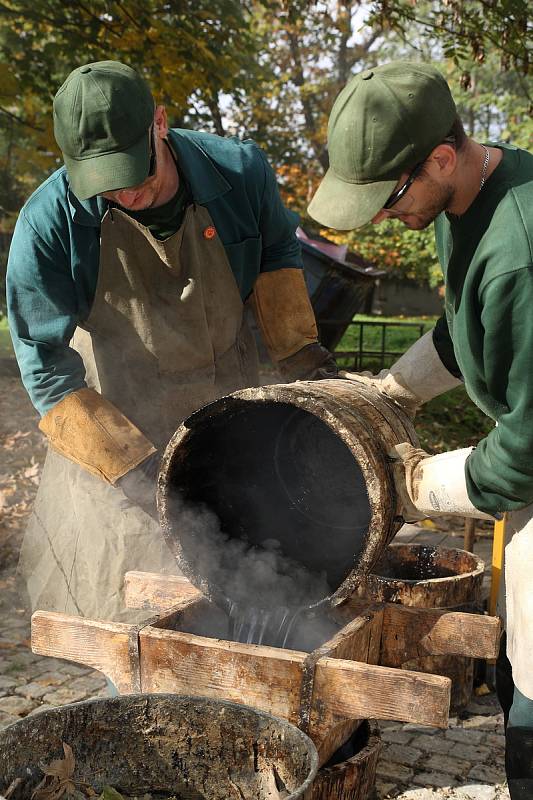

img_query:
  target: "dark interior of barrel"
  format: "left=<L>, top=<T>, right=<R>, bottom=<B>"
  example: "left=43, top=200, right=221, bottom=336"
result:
left=165, top=399, right=372, bottom=598
left=372, top=546, right=459, bottom=581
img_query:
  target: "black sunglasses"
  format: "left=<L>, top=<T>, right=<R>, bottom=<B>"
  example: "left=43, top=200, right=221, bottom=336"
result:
left=383, top=159, right=425, bottom=210
left=147, top=125, right=157, bottom=177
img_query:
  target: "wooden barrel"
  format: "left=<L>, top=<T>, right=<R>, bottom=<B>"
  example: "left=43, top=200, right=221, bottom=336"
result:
left=158, top=378, right=417, bottom=608
left=359, top=543, right=485, bottom=710
left=0, top=694, right=319, bottom=800
left=312, top=720, right=381, bottom=800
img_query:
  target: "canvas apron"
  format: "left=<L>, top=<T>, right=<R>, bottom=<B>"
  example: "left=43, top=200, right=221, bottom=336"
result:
left=18, top=203, right=259, bottom=622
left=499, top=505, right=533, bottom=701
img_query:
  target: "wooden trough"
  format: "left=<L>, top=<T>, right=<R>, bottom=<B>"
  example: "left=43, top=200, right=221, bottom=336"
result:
left=31, top=569, right=502, bottom=770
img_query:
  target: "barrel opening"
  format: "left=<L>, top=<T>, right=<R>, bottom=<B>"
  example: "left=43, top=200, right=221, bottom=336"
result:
left=372, top=544, right=483, bottom=582
left=163, top=398, right=372, bottom=598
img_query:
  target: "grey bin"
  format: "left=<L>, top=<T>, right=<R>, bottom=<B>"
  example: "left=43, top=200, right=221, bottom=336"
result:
left=298, top=231, right=384, bottom=352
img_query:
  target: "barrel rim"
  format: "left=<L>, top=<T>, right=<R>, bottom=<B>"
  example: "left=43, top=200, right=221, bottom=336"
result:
left=0, top=693, right=320, bottom=798
left=368, top=542, right=485, bottom=588
left=318, top=719, right=382, bottom=777
left=157, top=380, right=414, bottom=607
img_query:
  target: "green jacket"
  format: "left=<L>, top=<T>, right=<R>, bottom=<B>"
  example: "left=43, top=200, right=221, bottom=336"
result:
left=433, top=143, right=533, bottom=515
left=7, top=129, right=302, bottom=417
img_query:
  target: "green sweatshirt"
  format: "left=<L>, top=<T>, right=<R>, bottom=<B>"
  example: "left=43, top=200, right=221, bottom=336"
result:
left=433, top=143, right=533, bottom=516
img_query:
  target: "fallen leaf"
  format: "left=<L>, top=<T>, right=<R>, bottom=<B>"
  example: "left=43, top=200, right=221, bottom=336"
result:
left=33, top=743, right=77, bottom=800
left=23, top=461, right=41, bottom=483
left=99, top=788, right=125, bottom=800
left=2, top=777, right=23, bottom=799
left=42, top=743, right=75, bottom=779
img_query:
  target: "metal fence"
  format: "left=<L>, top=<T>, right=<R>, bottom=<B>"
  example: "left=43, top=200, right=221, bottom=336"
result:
left=329, top=319, right=426, bottom=371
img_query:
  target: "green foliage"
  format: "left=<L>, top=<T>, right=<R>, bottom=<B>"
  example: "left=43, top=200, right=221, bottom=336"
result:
left=336, top=314, right=436, bottom=371
left=370, top=0, right=532, bottom=98
left=0, top=317, right=12, bottom=357
left=0, top=0, right=531, bottom=293
left=416, top=386, right=494, bottom=453
left=0, top=0, right=256, bottom=226
left=337, top=314, right=493, bottom=453
left=324, top=220, right=442, bottom=287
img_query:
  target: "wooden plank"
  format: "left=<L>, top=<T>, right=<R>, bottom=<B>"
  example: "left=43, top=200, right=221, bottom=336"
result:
left=124, top=571, right=202, bottom=610
left=310, top=605, right=384, bottom=765
left=464, top=518, right=476, bottom=552
left=490, top=516, right=507, bottom=617
left=310, top=658, right=451, bottom=741
left=31, top=611, right=141, bottom=694
left=139, top=626, right=306, bottom=724
left=381, top=605, right=502, bottom=668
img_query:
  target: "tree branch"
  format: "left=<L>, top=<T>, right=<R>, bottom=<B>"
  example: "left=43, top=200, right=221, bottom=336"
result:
left=0, top=106, right=43, bottom=132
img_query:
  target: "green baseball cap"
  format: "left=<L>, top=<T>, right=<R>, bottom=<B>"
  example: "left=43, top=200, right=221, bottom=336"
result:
left=53, top=61, right=155, bottom=200
left=308, top=61, right=456, bottom=229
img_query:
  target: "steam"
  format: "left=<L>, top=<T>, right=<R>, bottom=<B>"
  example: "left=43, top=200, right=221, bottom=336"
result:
left=166, top=490, right=341, bottom=651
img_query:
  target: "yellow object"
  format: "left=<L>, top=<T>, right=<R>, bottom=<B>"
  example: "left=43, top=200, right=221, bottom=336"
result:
left=250, top=268, right=318, bottom=361
left=489, top=515, right=507, bottom=617
left=39, top=388, right=156, bottom=484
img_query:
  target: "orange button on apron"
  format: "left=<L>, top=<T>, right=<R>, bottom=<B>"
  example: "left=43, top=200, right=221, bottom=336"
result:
left=203, top=225, right=216, bottom=240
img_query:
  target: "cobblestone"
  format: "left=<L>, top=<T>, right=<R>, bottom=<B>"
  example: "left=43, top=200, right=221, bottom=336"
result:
left=381, top=729, right=415, bottom=745
left=385, top=743, right=424, bottom=767
left=425, top=754, right=472, bottom=777
left=377, top=762, right=415, bottom=784
left=449, top=743, right=492, bottom=763
left=468, top=764, right=506, bottom=784
left=0, top=694, right=38, bottom=716
left=412, top=771, right=458, bottom=788
left=453, top=785, right=497, bottom=800
left=410, top=734, right=455, bottom=754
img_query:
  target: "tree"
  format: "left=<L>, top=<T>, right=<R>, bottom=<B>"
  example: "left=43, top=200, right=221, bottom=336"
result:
left=370, top=0, right=532, bottom=101
left=0, top=0, right=531, bottom=292
left=0, top=0, right=256, bottom=223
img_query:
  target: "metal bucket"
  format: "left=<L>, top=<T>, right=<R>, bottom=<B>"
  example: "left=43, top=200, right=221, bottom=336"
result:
left=158, top=379, right=417, bottom=609
left=0, top=694, right=318, bottom=800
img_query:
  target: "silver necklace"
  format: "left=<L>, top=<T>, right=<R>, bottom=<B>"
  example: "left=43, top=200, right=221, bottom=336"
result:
left=480, top=145, right=490, bottom=190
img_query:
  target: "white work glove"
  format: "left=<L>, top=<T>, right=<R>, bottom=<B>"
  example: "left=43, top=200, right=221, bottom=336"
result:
left=389, top=443, right=494, bottom=521
left=341, top=331, right=462, bottom=418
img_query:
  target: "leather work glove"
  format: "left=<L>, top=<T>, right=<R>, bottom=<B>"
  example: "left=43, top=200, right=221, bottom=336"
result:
left=39, top=388, right=157, bottom=484
left=389, top=442, right=494, bottom=521
left=341, top=330, right=462, bottom=418
left=278, top=342, right=338, bottom=382
left=250, top=268, right=338, bottom=382
left=116, top=451, right=160, bottom=520
left=388, top=442, right=429, bottom=522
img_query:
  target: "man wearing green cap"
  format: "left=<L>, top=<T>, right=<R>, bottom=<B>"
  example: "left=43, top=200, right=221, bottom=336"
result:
left=7, top=60, right=336, bottom=624
left=309, top=60, right=533, bottom=798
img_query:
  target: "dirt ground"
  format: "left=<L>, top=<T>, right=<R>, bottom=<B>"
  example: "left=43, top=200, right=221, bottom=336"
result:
left=0, top=373, right=46, bottom=571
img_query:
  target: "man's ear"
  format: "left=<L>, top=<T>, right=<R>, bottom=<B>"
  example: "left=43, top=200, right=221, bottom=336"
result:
left=429, top=143, right=457, bottom=177
left=154, top=105, right=168, bottom=139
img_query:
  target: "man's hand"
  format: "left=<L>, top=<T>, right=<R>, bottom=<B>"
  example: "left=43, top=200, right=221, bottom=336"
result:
left=116, top=451, right=160, bottom=519
left=340, top=331, right=462, bottom=419
left=389, top=442, right=494, bottom=521
left=388, top=442, right=430, bottom=521
left=341, top=368, right=420, bottom=418
left=278, top=342, right=338, bottom=382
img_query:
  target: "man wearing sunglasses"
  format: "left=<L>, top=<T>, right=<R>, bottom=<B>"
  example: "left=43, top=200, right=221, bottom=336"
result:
left=6, top=60, right=336, bottom=624
left=309, top=61, right=533, bottom=799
